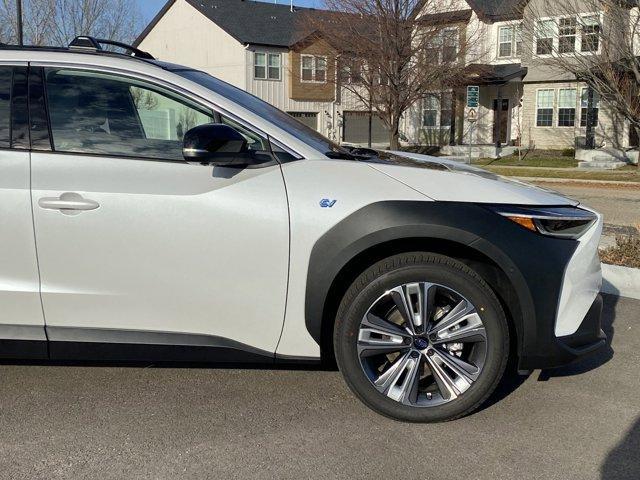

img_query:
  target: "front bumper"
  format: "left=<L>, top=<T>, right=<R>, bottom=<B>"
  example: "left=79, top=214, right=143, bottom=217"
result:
left=519, top=294, right=606, bottom=370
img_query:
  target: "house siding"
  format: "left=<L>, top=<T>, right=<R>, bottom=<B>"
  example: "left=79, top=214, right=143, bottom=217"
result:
left=137, top=0, right=247, bottom=89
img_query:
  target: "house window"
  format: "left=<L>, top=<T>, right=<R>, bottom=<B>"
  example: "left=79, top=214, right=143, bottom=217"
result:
left=558, top=17, right=577, bottom=54
left=581, top=15, right=601, bottom=52
left=558, top=88, right=577, bottom=127
left=535, top=20, right=555, bottom=55
left=442, top=29, right=459, bottom=63
left=422, top=92, right=452, bottom=128
left=580, top=88, right=600, bottom=127
left=498, top=26, right=514, bottom=57
left=254, top=52, right=281, bottom=80
left=425, top=29, right=459, bottom=63
left=301, top=55, right=327, bottom=83
left=498, top=24, right=522, bottom=58
left=536, top=89, right=555, bottom=127
left=422, top=95, right=439, bottom=128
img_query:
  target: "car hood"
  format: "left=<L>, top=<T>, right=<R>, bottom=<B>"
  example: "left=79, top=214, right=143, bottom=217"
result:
left=367, top=151, right=579, bottom=206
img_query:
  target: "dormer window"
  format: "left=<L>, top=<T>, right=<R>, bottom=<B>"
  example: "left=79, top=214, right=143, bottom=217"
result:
left=498, top=24, right=522, bottom=58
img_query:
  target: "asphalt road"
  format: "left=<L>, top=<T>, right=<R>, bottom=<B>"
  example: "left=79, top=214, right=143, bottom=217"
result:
left=0, top=294, right=638, bottom=480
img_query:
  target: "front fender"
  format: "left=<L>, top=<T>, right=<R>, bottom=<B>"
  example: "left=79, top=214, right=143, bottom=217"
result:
left=305, top=201, right=578, bottom=362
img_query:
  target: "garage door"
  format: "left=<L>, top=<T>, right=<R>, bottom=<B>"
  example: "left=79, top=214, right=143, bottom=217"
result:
left=288, top=112, right=318, bottom=131
left=343, top=111, right=390, bottom=145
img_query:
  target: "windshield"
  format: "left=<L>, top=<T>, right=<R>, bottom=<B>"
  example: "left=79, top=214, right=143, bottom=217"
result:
left=174, top=69, right=354, bottom=159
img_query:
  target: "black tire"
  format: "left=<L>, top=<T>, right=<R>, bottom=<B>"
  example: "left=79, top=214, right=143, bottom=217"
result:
left=334, top=252, right=509, bottom=423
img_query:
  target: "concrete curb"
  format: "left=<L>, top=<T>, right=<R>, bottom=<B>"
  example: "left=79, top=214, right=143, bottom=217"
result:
left=515, top=176, right=640, bottom=187
left=602, top=264, right=640, bottom=300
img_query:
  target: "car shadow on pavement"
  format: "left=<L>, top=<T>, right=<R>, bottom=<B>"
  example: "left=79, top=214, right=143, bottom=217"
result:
left=537, top=293, right=618, bottom=381
left=601, top=416, right=640, bottom=480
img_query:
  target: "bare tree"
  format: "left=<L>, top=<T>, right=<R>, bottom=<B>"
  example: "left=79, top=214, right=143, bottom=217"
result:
left=300, top=0, right=484, bottom=149
left=0, top=0, right=140, bottom=46
left=522, top=0, right=639, bottom=155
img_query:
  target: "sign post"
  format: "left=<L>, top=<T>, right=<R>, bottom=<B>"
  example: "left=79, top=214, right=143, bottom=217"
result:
left=466, top=86, right=479, bottom=165
left=467, top=108, right=478, bottom=165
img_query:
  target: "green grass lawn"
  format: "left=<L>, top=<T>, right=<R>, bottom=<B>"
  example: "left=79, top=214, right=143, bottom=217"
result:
left=472, top=156, right=579, bottom=168
left=481, top=165, right=640, bottom=183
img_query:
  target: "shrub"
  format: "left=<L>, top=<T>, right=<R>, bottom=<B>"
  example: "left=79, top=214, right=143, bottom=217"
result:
left=561, top=148, right=576, bottom=157
left=600, top=235, right=640, bottom=269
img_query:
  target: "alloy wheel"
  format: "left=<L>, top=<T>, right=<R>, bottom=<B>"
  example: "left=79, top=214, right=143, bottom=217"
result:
left=357, top=282, right=488, bottom=407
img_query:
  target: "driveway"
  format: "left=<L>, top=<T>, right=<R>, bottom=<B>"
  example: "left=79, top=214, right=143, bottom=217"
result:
left=0, top=294, right=638, bottom=480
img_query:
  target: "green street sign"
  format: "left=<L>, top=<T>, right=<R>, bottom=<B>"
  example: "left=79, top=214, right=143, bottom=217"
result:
left=467, top=86, right=479, bottom=108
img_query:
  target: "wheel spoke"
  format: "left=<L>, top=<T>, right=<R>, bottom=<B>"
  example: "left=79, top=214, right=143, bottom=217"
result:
left=432, top=348, right=480, bottom=381
left=362, top=312, right=410, bottom=339
left=424, top=351, right=466, bottom=401
left=374, top=351, right=421, bottom=404
left=421, top=283, right=437, bottom=335
left=428, top=300, right=486, bottom=344
left=388, top=284, right=431, bottom=335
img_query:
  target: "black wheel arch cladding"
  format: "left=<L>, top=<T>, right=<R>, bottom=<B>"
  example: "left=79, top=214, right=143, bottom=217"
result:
left=304, top=201, right=578, bottom=365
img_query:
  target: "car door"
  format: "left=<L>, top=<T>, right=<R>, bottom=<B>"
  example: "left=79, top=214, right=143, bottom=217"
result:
left=0, top=65, right=47, bottom=358
left=29, top=66, right=290, bottom=360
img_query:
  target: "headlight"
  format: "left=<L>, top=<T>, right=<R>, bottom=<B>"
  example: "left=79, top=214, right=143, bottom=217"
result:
left=488, top=205, right=598, bottom=239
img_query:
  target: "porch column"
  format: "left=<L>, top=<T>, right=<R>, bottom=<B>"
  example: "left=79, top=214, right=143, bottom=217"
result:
left=449, top=90, right=457, bottom=146
left=495, top=86, right=502, bottom=149
left=585, top=87, right=596, bottom=150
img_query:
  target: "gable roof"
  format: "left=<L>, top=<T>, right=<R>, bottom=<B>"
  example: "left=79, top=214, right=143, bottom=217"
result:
left=135, top=0, right=318, bottom=48
left=465, top=0, right=527, bottom=21
left=134, top=0, right=529, bottom=50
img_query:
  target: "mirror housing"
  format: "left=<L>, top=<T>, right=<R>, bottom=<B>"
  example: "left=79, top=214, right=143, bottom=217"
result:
left=183, top=123, right=254, bottom=166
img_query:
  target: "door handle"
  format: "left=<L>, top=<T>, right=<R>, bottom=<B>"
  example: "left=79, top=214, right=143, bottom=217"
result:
left=38, top=192, right=100, bottom=214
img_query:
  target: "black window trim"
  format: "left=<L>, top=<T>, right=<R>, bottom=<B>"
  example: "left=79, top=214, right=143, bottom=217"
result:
left=26, top=62, right=303, bottom=164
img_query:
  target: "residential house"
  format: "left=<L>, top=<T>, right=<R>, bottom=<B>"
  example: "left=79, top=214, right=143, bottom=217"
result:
left=135, top=0, right=639, bottom=154
left=412, top=0, right=639, bottom=155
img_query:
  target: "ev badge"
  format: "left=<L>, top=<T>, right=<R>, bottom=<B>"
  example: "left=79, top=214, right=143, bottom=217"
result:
left=319, top=199, right=337, bottom=208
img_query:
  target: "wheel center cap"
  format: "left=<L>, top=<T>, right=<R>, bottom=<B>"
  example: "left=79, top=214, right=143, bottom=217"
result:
left=413, top=338, right=429, bottom=350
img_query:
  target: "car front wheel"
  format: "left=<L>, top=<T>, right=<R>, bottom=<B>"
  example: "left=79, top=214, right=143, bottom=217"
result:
left=334, top=252, right=509, bottom=422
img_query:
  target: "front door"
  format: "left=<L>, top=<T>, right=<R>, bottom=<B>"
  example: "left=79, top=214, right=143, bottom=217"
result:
left=30, top=67, right=290, bottom=359
left=493, top=99, right=510, bottom=146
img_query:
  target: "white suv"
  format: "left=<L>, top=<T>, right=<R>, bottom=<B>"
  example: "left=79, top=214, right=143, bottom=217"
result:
left=0, top=38, right=605, bottom=422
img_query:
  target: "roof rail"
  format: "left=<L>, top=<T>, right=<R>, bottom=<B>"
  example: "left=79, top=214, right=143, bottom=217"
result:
left=69, top=36, right=155, bottom=60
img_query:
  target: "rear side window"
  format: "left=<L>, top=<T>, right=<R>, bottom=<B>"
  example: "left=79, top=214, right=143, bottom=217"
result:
left=44, top=68, right=215, bottom=161
left=0, top=67, right=11, bottom=148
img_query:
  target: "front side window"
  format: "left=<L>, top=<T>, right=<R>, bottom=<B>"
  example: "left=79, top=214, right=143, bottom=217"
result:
left=558, top=88, right=577, bottom=127
left=0, top=67, right=11, bottom=148
left=580, top=87, right=600, bottom=127
left=558, top=17, right=577, bottom=54
left=581, top=15, right=601, bottom=52
left=536, top=89, right=555, bottom=127
left=536, top=20, right=555, bottom=55
left=301, top=55, right=327, bottom=83
left=44, top=68, right=215, bottom=160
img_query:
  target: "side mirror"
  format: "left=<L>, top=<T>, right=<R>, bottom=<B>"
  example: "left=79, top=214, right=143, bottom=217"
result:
left=183, top=123, right=254, bottom=166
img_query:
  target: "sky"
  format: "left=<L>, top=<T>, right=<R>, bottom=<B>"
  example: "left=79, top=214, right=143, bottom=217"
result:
left=136, top=0, right=324, bottom=25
